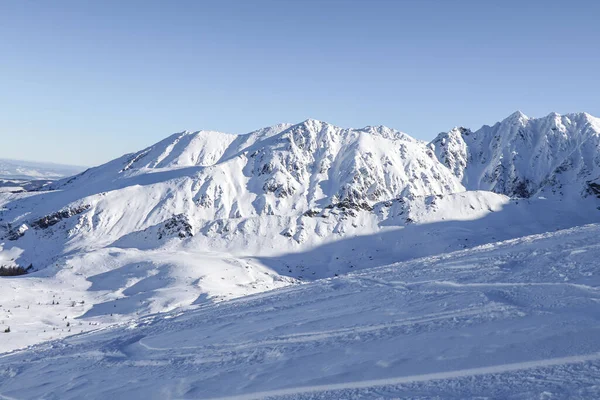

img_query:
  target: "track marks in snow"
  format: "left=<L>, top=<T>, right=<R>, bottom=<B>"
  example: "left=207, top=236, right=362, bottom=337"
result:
left=136, top=303, right=515, bottom=352
left=206, top=352, right=600, bottom=400
left=2, top=224, right=600, bottom=399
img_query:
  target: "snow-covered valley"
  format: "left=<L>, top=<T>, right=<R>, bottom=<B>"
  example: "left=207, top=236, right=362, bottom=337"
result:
left=2, top=111, right=600, bottom=398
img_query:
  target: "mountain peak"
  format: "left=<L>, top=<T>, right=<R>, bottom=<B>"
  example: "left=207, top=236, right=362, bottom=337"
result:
left=503, top=110, right=529, bottom=124
left=302, top=118, right=326, bottom=124
left=448, top=126, right=471, bottom=135
left=296, top=119, right=329, bottom=130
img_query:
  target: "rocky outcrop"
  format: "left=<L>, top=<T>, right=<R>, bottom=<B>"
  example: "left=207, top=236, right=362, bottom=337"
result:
left=30, top=205, right=91, bottom=229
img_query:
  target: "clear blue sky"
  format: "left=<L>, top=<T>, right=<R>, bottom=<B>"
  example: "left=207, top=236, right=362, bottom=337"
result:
left=2, top=0, right=599, bottom=166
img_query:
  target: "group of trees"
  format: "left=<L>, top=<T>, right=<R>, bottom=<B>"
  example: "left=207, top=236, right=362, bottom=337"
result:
left=0, top=264, right=32, bottom=276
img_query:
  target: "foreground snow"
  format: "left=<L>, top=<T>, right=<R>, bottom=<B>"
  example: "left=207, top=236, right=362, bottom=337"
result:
left=0, top=249, right=296, bottom=352
left=2, top=224, right=600, bottom=399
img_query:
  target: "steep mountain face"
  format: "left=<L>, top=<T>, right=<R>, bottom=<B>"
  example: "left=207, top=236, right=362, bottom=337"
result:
left=430, top=111, right=600, bottom=198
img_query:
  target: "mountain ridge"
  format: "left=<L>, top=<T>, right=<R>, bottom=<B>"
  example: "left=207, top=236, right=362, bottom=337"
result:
left=431, top=111, right=600, bottom=198
left=5, top=111, right=600, bottom=259
left=4, top=111, right=600, bottom=256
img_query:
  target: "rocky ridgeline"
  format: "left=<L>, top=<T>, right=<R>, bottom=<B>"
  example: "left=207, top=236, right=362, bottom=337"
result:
left=431, top=112, right=600, bottom=199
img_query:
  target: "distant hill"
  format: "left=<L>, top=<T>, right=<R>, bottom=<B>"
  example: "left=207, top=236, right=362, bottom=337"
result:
left=0, top=158, right=86, bottom=180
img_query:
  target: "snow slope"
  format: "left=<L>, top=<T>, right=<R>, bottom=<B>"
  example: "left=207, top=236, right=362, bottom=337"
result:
left=2, top=192, right=599, bottom=353
left=2, top=224, right=600, bottom=399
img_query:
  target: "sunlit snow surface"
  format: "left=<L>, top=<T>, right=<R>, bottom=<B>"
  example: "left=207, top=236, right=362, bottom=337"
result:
left=2, top=224, right=600, bottom=399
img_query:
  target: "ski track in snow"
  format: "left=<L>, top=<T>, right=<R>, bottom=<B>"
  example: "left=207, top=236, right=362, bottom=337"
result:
left=205, top=352, right=600, bottom=400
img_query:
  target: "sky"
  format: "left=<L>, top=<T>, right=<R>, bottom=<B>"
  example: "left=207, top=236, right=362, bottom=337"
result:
left=1, top=0, right=600, bottom=167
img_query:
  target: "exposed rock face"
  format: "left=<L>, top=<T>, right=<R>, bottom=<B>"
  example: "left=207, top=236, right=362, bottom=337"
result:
left=587, top=180, right=600, bottom=198
left=30, top=205, right=91, bottom=229
left=158, top=214, right=193, bottom=240
left=6, top=224, right=29, bottom=241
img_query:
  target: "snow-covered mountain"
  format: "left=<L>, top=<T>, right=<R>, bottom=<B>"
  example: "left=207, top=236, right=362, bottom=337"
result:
left=1, top=119, right=471, bottom=266
left=49, top=119, right=462, bottom=216
left=4, top=113, right=599, bottom=261
left=2, top=112, right=600, bottom=355
left=430, top=111, right=600, bottom=198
